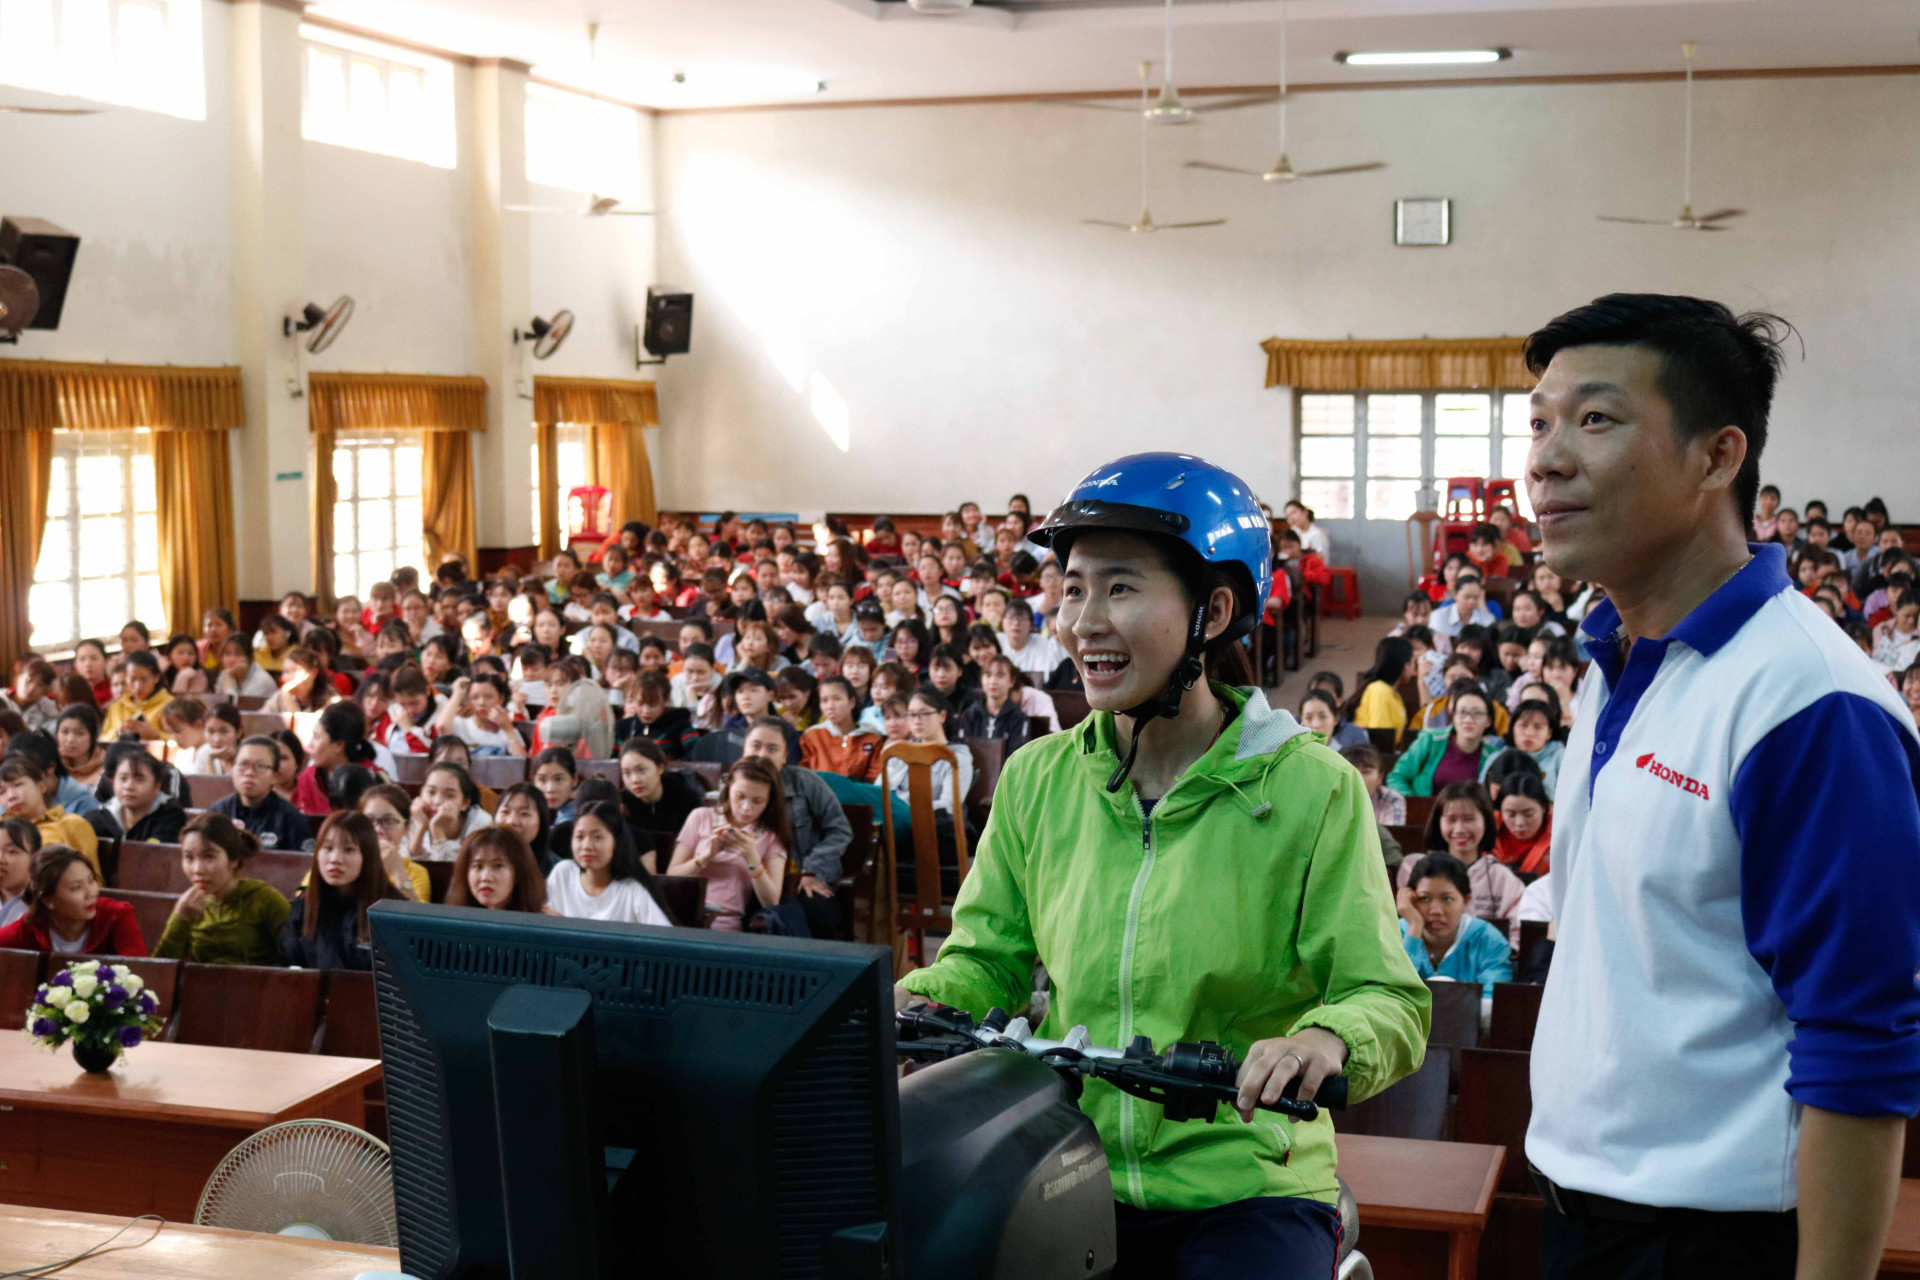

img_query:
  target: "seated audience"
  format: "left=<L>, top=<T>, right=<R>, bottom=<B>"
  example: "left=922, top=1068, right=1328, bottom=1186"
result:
left=1397, top=853, right=1513, bottom=994
left=0, top=757, right=99, bottom=875
left=210, top=736, right=312, bottom=852
left=99, top=650, right=172, bottom=739
left=1346, top=637, right=1416, bottom=748
left=1430, top=574, right=1497, bottom=638
left=408, top=761, right=491, bottom=863
left=435, top=673, right=528, bottom=758
left=958, top=655, right=1029, bottom=746
left=669, top=757, right=791, bottom=932
left=0, top=818, right=39, bottom=928
left=356, top=784, right=431, bottom=900
left=1396, top=781, right=1525, bottom=923
left=449, top=826, right=554, bottom=913
left=801, top=676, right=883, bottom=781
left=279, top=812, right=402, bottom=969
left=1341, top=743, right=1406, bottom=827
left=615, top=672, right=693, bottom=757
left=0, top=843, right=144, bottom=955
left=491, top=781, right=557, bottom=873
left=616, top=742, right=704, bottom=865
left=263, top=646, right=337, bottom=713
left=1297, top=688, right=1369, bottom=751
left=1388, top=680, right=1507, bottom=798
left=549, top=799, right=672, bottom=925
left=737, top=718, right=854, bottom=936
left=295, top=702, right=391, bottom=816
left=105, top=750, right=186, bottom=844
left=1492, top=773, right=1553, bottom=881
left=213, top=637, right=279, bottom=699
left=155, top=813, right=291, bottom=964
left=532, top=747, right=580, bottom=823
left=1498, top=694, right=1564, bottom=793
left=53, top=706, right=105, bottom=793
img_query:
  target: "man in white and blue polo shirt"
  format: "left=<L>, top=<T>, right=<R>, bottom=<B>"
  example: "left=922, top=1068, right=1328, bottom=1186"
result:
left=1520, top=294, right=1920, bottom=1280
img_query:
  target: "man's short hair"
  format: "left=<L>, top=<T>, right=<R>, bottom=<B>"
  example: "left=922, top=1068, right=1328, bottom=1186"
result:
left=1524, top=293, right=1792, bottom=531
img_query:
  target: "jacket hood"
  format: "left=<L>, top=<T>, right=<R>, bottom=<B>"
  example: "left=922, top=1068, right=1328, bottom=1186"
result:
left=1072, top=684, right=1315, bottom=818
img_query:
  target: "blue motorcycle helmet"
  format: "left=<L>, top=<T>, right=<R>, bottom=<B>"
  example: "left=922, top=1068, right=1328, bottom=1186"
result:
left=1030, top=452, right=1274, bottom=791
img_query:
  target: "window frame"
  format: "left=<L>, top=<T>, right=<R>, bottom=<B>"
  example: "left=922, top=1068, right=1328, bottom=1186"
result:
left=0, top=0, right=205, bottom=120
left=1292, top=388, right=1534, bottom=521
left=530, top=423, right=592, bottom=547
left=299, top=23, right=457, bottom=170
left=29, top=428, right=162, bottom=654
left=331, top=433, right=426, bottom=604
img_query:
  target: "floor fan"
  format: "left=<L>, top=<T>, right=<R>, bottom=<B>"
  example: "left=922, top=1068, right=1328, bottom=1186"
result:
left=197, top=1118, right=406, bottom=1275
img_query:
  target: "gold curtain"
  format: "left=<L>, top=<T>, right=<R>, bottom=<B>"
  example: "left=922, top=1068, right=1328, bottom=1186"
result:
left=0, top=361, right=244, bottom=432
left=152, top=431, right=237, bottom=638
left=0, top=429, right=54, bottom=660
left=307, top=372, right=488, bottom=435
left=533, top=421, right=560, bottom=560
left=310, top=431, right=338, bottom=609
left=421, top=429, right=477, bottom=572
left=1261, top=337, right=1533, bottom=391
left=534, top=376, right=659, bottom=541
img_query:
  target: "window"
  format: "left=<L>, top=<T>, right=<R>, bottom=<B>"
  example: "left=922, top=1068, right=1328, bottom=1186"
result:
left=301, top=24, right=455, bottom=169
left=0, top=0, right=205, bottom=120
left=524, top=83, right=645, bottom=201
left=529, top=423, right=590, bottom=545
left=332, top=435, right=424, bottom=602
left=29, top=430, right=162, bottom=653
left=1294, top=389, right=1533, bottom=521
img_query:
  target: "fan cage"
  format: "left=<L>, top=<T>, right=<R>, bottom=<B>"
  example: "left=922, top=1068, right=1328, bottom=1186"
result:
left=196, top=1118, right=399, bottom=1248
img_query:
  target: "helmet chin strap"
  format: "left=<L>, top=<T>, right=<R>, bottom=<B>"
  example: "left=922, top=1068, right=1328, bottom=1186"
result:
left=1106, top=597, right=1212, bottom=794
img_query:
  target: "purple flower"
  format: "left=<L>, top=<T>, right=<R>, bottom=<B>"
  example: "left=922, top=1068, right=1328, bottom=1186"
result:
left=30, top=1018, right=56, bottom=1038
left=136, top=992, right=157, bottom=1014
left=49, top=971, right=71, bottom=987
left=102, top=984, right=126, bottom=1007
left=117, top=1026, right=143, bottom=1048
left=34, top=984, right=48, bottom=1002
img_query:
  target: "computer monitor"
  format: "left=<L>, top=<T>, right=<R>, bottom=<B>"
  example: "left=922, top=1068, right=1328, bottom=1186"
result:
left=368, top=901, right=900, bottom=1279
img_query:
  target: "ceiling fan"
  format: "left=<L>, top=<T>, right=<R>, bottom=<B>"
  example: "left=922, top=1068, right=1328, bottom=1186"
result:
left=1041, top=0, right=1278, bottom=125
left=1598, top=43, right=1743, bottom=231
left=504, top=24, right=658, bottom=219
left=1186, top=4, right=1385, bottom=185
left=1084, top=63, right=1225, bottom=234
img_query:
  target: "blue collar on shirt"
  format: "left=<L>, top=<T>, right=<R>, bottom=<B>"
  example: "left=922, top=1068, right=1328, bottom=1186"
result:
left=1579, top=543, right=1792, bottom=688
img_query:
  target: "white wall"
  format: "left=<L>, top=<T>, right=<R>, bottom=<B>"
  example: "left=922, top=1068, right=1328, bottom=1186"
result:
left=652, top=72, right=1920, bottom=524
left=0, top=5, right=235, bottom=366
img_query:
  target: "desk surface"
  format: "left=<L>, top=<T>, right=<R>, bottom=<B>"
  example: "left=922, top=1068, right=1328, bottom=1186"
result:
left=1878, top=1180, right=1920, bottom=1273
left=0, top=1204, right=400, bottom=1278
left=1338, top=1133, right=1505, bottom=1232
left=0, top=1038, right=381, bottom=1129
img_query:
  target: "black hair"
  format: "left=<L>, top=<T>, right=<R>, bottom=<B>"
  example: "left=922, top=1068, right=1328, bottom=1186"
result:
left=1541, top=637, right=1582, bottom=671
left=1422, top=781, right=1498, bottom=855
left=533, top=746, right=579, bottom=778
left=681, top=642, right=716, bottom=665
left=1524, top=293, right=1793, bottom=530
left=1307, top=670, right=1345, bottom=699
left=1345, top=637, right=1414, bottom=721
left=1408, top=852, right=1472, bottom=900
left=907, top=685, right=957, bottom=741
left=1483, top=748, right=1544, bottom=797
left=496, top=781, right=553, bottom=860
left=1301, top=688, right=1341, bottom=720
left=317, top=701, right=378, bottom=766
left=327, top=763, right=381, bottom=811
left=125, top=649, right=162, bottom=676
left=1511, top=690, right=1564, bottom=742
left=1403, top=590, right=1434, bottom=614
left=426, top=760, right=482, bottom=810
left=55, top=704, right=100, bottom=752
left=237, top=734, right=283, bottom=769
left=806, top=632, right=844, bottom=659
left=570, top=799, right=655, bottom=891
left=1498, top=772, right=1553, bottom=813
left=1340, top=743, right=1383, bottom=775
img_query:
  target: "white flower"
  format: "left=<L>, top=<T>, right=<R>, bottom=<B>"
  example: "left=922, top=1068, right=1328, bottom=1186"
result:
left=111, top=965, right=130, bottom=981
left=64, top=1001, right=90, bottom=1024
left=70, top=961, right=98, bottom=975
left=70, top=974, right=97, bottom=999
left=121, top=973, right=144, bottom=995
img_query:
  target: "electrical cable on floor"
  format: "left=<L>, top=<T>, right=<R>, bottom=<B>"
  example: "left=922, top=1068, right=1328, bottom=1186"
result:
left=0, top=1214, right=166, bottom=1277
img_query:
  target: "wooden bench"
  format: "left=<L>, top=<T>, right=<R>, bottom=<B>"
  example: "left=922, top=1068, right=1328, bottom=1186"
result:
left=1339, top=1132, right=1505, bottom=1280
left=1488, top=981, right=1544, bottom=1052
left=171, top=963, right=326, bottom=1054
left=0, top=948, right=43, bottom=1031
left=184, top=773, right=235, bottom=809
left=100, top=888, right=177, bottom=954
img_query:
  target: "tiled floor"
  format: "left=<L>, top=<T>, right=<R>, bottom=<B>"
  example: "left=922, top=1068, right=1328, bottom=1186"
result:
left=1260, top=612, right=1396, bottom=714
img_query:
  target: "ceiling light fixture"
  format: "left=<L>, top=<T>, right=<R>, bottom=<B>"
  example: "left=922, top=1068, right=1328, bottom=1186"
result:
left=1335, top=49, right=1511, bottom=67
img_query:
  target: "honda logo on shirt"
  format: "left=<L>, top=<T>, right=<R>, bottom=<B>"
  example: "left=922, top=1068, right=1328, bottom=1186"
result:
left=1636, top=752, right=1710, bottom=801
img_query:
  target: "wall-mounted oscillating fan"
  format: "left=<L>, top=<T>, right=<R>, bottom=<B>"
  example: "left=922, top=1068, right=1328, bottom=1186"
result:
left=195, top=1119, right=399, bottom=1248
left=515, top=309, right=574, bottom=359
left=284, top=296, right=355, bottom=354
left=0, top=265, right=40, bottom=340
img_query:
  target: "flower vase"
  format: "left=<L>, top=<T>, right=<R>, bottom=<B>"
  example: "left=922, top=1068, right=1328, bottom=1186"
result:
left=71, top=1038, right=118, bottom=1075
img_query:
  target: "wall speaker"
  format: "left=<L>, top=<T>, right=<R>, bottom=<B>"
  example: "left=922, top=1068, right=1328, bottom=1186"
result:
left=0, top=217, right=80, bottom=330
left=643, top=288, right=693, bottom=358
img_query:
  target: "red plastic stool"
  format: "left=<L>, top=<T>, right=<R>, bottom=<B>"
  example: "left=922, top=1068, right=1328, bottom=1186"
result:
left=1324, top=567, right=1362, bottom=620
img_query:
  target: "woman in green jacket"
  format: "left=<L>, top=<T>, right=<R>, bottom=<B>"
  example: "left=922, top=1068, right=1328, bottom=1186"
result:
left=155, top=812, right=290, bottom=965
left=897, top=453, right=1430, bottom=1279
left=1385, top=679, right=1507, bottom=798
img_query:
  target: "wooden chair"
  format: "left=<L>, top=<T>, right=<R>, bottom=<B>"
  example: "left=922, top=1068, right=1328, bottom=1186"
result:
left=1330, top=1050, right=1450, bottom=1141
left=1387, top=825, right=1427, bottom=857
left=1024, top=715, right=1051, bottom=742
left=0, top=948, right=45, bottom=1031
left=837, top=803, right=876, bottom=944
left=1365, top=727, right=1400, bottom=755
left=667, top=760, right=721, bottom=791
left=1456, top=1048, right=1536, bottom=1195
left=577, top=758, right=621, bottom=784
left=652, top=874, right=706, bottom=929
left=100, top=888, right=179, bottom=954
left=1403, top=794, right=1436, bottom=828
left=424, top=861, right=456, bottom=904
left=318, top=970, right=381, bottom=1059
left=185, top=773, right=235, bottom=809
left=390, top=755, right=432, bottom=787
left=245, top=849, right=317, bottom=901
left=239, top=711, right=296, bottom=739
left=1049, top=690, right=1091, bottom=729
left=97, top=955, right=181, bottom=1028
left=882, top=741, right=971, bottom=972
left=960, top=736, right=1004, bottom=834
left=115, top=840, right=185, bottom=892
left=1484, top=576, right=1516, bottom=616
left=171, top=963, right=325, bottom=1054
left=468, top=755, right=530, bottom=790
left=1515, top=919, right=1550, bottom=980
left=1425, top=978, right=1484, bottom=1089
left=1488, top=981, right=1545, bottom=1051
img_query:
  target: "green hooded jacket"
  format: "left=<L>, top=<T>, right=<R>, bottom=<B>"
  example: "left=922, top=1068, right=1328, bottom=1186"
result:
left=899, top=685, right=1431, bottom=1211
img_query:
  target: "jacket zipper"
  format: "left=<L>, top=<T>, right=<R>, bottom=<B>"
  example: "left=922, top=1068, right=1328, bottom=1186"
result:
left=1116, top=796, right=1155, bottom=1206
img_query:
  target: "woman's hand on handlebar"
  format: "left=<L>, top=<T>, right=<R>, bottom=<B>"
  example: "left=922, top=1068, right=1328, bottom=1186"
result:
left=1235, top=1027, right=1348, bottom=1123
left=894, top=984, right=927, bottom=1014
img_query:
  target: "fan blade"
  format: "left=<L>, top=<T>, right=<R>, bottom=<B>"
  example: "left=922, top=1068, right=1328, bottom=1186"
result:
left=1036, top=99, right=1142, bottom=113
left=1189, top=94, right=1282, bottom=114
left=1184, top=161, right=1265, bottom=178
left=1296, top=162, right=1388, bottom=178
left=1691, top=224, right=1729, bottom=231
left=1596, top=215, right=1670, bottom=225
left=1082, top=219, right=1136, bottom=229
left=0, top=105, right=103, bottom=115
left=504, top=205, right=573, bottom=214
left=1694, top=208, right=1744, bottom=224
left=603, top=210, right=658, bottom=217
left=1161, top=219, right=1227, bottom=229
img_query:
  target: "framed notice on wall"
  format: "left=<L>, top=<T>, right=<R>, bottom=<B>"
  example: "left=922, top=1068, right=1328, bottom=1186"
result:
left=1395, top=198, right=1451, bottom=247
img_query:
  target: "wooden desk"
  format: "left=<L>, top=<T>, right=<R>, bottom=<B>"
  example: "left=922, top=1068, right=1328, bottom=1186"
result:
left=0, top=1203, right=400, bottom=1277
left=0, top=1038, right=381, bottom=1222
left=1339, top=1133, right=1505, bottom=1280
left=1877, top=1179, right=1920, bottom=1275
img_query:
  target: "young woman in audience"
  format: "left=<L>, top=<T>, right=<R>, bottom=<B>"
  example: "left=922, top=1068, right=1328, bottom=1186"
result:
left=925, top=644, right=976, bottom=706
left=616, top=673, right=691, bottom=757
left=197, top=608, right=237, bottom=671
left=548, top=800, right=672, bottom=925
left=434, top=673, right=528, bottom=758
left=164, top=634, right=208, bottom=695
left=356, top=784, right=430, bottom=899
left=0, top=843, right=145, bottom=955
left=617, top=741, right=704, bottom=868
left=51, top=672, right=96, bottom=713
left=1480, top=746, right=1544, bottom=804
left=1499, top=692, right=1564, bottom=792
left=331, top=594, right=372, bottom=658
left=889, top=620, right=931, bottom=678
left=1345, top=637, right=1416, bottom=748
left=0, top=819, right=37, bottom=929
left=1539, top=637, right=1583, bottom=730
left=800, top=676, right=884, bottom=782
left=491, top=782, right=557, bottom=873
left=269, top=729, right=306, bottom=804
left=254, top=614, right=297, bottom=675
left=1341, top=743, right=1406, bottom=827
left=259, top=647, right=331, bottom=714
left=886, top=688, right=974, bottom=890
left=1395, top=853, right=1513, bottom=994
left=1491, top=773, right=1553, bottom=881
left=214, top=636, right=279, bottom=699
left=279, top=812, right=402, bottom=970
left=155, top=813, right=291, bottom=964
left=0, top=757, right=99, bottom=875
left=407, top=761, right=490, bottom=863
left=840, top=644, right=876, bottom=710
left=927, top=595, right=967, bottom=650
left=1389, top=680, right=1507, bottom=799
left=106, top=750, right=186, bottom=844
left=774, top=666, right=821, bottom=731
left=730, top=618, right=785, bottom=677
left=1395, top=781, right=1524, bottom=922
left=1297, top=689, right=1369, bottom=751
left=957, top=655, right=1027, bottom=745
left=1901, top=662, right=1920, bottom=723
left=178, top=702, right=241, bottom=776
left=531, top=747, right=580, bottom=824
left=53, top=706, right=104, bottom=792
left=73, top=640, right=112, bottom=706
left=295, top=702, right=391, bottom=816
left=858, top=663, right=906, bottom=735
left=669, top=756, right=790, bottom=932
left=447, top=827, right=552, bottom=912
